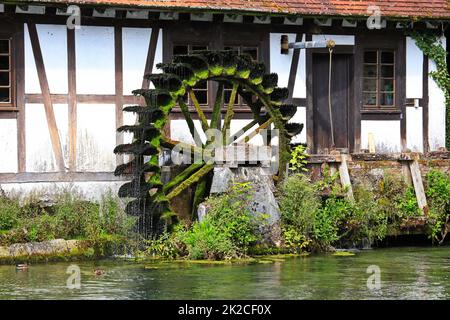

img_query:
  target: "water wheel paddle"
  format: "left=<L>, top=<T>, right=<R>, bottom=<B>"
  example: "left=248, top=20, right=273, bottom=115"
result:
left=114, top=51, right=303, bottom=235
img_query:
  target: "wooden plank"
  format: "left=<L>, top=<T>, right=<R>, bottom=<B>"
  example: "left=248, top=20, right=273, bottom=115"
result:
left=115, top=25, right=124, bottom=165
left=141, top=27, right=160, bottom=90
left=67, top=28, right=77, bottom=171
left=15, top=23, right=26, bottom=172
left=338, top=154, right=354, bottom=200
left=27, top=23, right=65, bottom=171
left=409, top=160, right=428, bottom=215
left=0, top=172, right=129, bottom=183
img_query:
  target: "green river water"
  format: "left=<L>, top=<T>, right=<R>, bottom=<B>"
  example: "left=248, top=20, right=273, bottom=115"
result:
left=0, top=246, right=449, bottom=300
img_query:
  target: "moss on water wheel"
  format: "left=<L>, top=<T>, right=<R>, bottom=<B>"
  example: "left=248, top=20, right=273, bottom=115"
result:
left=114, top=51, right=304, bottom=236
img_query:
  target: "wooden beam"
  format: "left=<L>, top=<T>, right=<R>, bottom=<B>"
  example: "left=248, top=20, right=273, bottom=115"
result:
left=287, top=33, right=302, bottom=102
left=0, top=172, right=129, bottom=183
left=409, top=159, right=428, bottom=215
left=67, top=28, right=77, bottom=171
left=25, top=94, right=139, bottom=104
left=305, top=34, right=314, bottom=153
left=422, top=54, right=429, bottom=153
left=141, top=27, right=160, bottom=90
left=115, top=25, right=124, bottom=165
left=399, top=37, right=407, bottom=152
left=27, top=23, right=65, bottom=171
left=15, top=23, right=26, bottom=172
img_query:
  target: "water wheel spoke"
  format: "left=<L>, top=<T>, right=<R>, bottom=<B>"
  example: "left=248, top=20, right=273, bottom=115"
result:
left=188, top=89, right=209, bottom=133
left=163, top=162, right=206, bottom=193
left=210, top=83, right=224, bottom=130
left=227, top=114, right=271, bottom=145
left=178, top=98, right=203, bottom=147
left=166, top=164, right=214, bottom=201
left=161, top=135, right=203, bottom=157
left=242, top=118, right=273, bottom=143
left=221, top=83, right=239, bottom=145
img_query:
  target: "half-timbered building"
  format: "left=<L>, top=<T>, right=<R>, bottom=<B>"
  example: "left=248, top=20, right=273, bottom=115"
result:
left=0, top=0, right=449, bottom=197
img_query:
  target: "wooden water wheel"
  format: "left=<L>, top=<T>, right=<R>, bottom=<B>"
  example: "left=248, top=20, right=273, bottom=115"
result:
left=114, top=51, right=303, bottom=234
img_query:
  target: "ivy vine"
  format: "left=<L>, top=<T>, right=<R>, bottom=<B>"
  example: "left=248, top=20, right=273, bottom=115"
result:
left=408, top=31, right=450, bottom=149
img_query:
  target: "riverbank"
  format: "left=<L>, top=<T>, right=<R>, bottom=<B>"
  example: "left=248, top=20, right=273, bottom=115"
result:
left=1, top=246, right=448, bottom=300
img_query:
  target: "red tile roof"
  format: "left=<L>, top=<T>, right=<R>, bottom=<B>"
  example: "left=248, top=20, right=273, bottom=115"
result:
left=24, top=1, right=450, bottom=19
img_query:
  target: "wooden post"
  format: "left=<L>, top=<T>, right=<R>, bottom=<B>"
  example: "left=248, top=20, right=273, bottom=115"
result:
left=338, top=154, right=354, bottom=200
left=409, top=159, right=428, bottom=215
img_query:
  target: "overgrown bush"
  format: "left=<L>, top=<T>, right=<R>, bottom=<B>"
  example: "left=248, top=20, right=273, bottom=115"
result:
left=425, top=170, right=450, bottom=244
left=0, top=189, right=135, bottom=246
left=144, top=182, right=266, bottom=260
left=277, top=171, right=429, bottom=251
left=179, top=217, right=235, bottom=260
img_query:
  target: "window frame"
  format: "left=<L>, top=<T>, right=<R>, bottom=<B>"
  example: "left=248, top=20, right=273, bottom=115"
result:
left=0, top=34, right=15, bottom=110
left=357, top=33, right=405, bottom=116
left=362, top=49, right=396, bottom=111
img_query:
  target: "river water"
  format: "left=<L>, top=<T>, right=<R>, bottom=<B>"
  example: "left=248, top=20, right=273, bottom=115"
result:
left=0, top=246, right=449, bottom=300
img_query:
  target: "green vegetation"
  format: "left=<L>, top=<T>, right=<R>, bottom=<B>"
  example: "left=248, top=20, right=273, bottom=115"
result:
left=143, top=182, right=267, bottom=260
left=0, top=189, right=135, bottom=247
left=424, top=170, right=450, bottom=244
left=278, top=170, right=448, bottom=252
left=289, top=144, right=309, bottom=172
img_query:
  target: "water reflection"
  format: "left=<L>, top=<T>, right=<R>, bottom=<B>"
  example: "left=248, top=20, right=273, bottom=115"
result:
left=0, top=247, right=449, bottom=300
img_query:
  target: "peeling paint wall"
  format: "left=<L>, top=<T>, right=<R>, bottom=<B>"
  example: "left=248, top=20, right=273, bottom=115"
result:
left=0, top=119, right=18, bottom=173
left=361, top=120, right=401, bottom=153
left=76, top=104, right=116, bottom=172
left=0, top=181, right=126, bottom=201
left=25, top=104, right=69, bottom=172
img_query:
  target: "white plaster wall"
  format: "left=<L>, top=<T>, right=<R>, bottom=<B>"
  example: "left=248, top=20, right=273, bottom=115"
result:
left=406, top=106, right=423, bottom=152
left=38, top=24, right=68, bottom=94
left=0, top=119, right=18, bottom=173
left=292, top=36, right=306, bottom=99
left=270, top=33, right=306, bottom=98
left=428, top=36, right=447, bottom=151
left=25, top=24, right=68, bottom=94
left=25, top=104, right=69, bottom=172
left=361, top=120, right=401, bottom=153
left=170, top=119, right=207, bottom=145
left=24, top=24, right=40, bottom=94
left=122, top=106, right=137, bottom=163
left=153, top=29, right=163, bottom=75
left=122, top=27, right=151, bottom=95
left=289, top=106, right=306, bottom=144
left=76, top=104, right=116, bottom=172
left=75, top=26, right=115, bottom=94
left=0, top=181, right=127, bottom=202
left=270, top=33, right=295, bottom=88
left=406, top=37, right=423, bottom=99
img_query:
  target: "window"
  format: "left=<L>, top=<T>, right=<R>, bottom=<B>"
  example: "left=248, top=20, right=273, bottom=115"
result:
left=0, top=37, right=14, bottom=108
left=362, top=50, right=395, bottom=110
left=173, top=44, right=209, bottom=105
